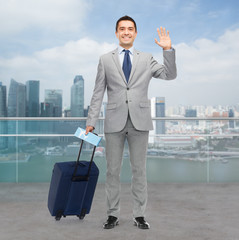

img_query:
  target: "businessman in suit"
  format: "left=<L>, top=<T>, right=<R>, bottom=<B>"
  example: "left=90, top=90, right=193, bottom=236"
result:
left=86, top=15, right=177, bottom=229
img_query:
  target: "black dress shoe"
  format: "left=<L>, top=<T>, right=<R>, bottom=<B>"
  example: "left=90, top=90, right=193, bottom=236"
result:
left=134, top=217, right=150, bottom=229
left=103, top=216, right=119, bottom=229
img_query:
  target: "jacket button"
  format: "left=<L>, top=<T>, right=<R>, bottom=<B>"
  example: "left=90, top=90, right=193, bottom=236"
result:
left=126, top=100, right=128, bottom=103
left=127, top=88, right=129, bottom=90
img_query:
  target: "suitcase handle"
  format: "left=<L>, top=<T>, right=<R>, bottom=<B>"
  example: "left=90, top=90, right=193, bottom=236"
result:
left=72, top=134, right=97, bottom=181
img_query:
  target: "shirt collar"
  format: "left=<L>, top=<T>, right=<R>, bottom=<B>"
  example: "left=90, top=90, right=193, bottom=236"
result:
left=118, top=46, right=134, bottom=55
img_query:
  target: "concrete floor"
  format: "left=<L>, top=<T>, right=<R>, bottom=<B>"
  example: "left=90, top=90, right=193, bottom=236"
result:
left=0, top=183, right=239, bottom=240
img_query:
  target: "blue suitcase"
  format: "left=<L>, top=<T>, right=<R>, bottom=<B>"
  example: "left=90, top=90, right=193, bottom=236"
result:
left=48, top=140, right=99, bottom=220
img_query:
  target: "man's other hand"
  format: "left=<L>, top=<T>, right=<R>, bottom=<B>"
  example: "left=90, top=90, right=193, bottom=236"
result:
left=85, top=126, right=94, bottom=135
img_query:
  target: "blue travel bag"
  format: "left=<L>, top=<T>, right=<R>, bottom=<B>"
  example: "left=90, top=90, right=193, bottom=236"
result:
left=48, top=140, right=99, bottom=220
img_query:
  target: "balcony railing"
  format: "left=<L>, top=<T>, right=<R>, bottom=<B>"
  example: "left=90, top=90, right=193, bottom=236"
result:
left=1, top=117, right=239, bottom=183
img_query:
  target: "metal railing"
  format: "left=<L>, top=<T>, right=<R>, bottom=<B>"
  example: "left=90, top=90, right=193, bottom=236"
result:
left=1, top=117, right=239, bottom=183
left=1, top=116, right=238, bottom=137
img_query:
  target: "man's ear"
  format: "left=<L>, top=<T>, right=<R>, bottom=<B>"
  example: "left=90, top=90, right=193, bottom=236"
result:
left=115, top=32, right=119, bottom=39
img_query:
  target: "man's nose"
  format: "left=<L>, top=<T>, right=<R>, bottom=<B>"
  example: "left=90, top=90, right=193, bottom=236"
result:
left=124, top=29, right=129, bottom=34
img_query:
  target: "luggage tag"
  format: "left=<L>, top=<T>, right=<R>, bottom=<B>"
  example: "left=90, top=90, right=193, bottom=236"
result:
left=74, top=127, right=102, bottom=146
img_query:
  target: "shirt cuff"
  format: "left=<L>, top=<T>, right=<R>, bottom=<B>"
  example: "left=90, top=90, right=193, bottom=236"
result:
left=164, top=48, right=174, bottom=52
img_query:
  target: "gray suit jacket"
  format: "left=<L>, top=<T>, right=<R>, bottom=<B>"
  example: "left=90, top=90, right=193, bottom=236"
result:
left=86, top=48, right=177, bottom=133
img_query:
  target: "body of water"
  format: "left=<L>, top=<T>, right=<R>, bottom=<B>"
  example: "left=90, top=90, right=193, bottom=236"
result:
left=1, top=152, right=239, bottom=183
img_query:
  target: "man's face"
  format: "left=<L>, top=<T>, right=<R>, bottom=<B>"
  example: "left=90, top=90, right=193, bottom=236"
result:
left=115, top=20, right=137, bottom=49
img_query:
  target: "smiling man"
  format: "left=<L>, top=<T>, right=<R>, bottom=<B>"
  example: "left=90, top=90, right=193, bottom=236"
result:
left=116, top=19, right=137, bottom=49
left=86, top=15, right=177, bottom=230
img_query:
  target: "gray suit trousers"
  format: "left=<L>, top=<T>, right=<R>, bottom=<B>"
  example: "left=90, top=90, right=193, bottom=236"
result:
left=104, top=115, right=149, bottom=218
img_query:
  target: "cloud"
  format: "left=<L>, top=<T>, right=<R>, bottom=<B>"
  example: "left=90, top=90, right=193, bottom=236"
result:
left=180, top=0, right=200, bottom=13
left=0, top=0, right=90, bottom=36
left=149, top=28, right=239, bottom=105
left=207, top=10, right=228, bottom=19
left=1, top=28, right=239, bottom=108
left=0, top=38, right=116, bottom=107
left=176, top=28, right=239, bottom=83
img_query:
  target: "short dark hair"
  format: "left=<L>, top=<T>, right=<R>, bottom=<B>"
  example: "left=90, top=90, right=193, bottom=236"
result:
left=115, top=15, right=137, bottom=32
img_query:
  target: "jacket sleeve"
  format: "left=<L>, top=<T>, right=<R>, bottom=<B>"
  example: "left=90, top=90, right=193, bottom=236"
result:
left=86, top=57, right=106, bottom=127
left=150, top=48, right=177, bottom=80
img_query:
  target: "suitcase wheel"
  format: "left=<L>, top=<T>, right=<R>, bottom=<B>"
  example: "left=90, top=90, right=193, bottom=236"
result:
left=78, top=208, right=87, bottom=220
left=77, top=215, right=84, bottom=220
left=55, top=210, right=64, bottom=221
left=55, top=216, right=61, bottom=221
left=78, top=215, right=85, bottom=220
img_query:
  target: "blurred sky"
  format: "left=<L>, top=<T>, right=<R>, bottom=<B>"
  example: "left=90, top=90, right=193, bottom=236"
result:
left=0, top=0, right=239, bottom=108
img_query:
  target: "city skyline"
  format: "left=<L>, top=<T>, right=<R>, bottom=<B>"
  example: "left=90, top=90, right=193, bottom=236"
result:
left=1, top=78, right=238, bottom=118
left=0, top=0, right=239, bottom=107
left=1, top=76, right=85, bottom=117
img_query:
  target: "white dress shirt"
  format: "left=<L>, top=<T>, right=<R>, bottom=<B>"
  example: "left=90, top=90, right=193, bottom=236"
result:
left=118, top=46, right=134, bottom=68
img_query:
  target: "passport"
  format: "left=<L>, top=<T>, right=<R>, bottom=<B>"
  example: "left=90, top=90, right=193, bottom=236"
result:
left=74, top=127, right=102, bottom=146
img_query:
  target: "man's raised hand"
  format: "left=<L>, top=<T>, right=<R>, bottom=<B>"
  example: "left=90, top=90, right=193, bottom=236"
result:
left=154, top=26, right=172, bottom=50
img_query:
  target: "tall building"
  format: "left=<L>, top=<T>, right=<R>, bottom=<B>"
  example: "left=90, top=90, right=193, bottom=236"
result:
left=0, top=82, right=7, bottom=149
left=185, top=109, right=198, bottom=125
left=7, top=79, right=26, bottom=149
left=185, top=109, right=197, bottom=117
left=150, top=97, right=166, bottom=145
left=152, top=97, right=166, bottom=134
left=229, top=109, right=235, bottom=129
left=44, top=89, right=62, bottom=117
left=40, top=102, right=54, bottom=117
left=0, top=82, right=7, bottom=117
left=26, top=80, right=40, bottom=117
left=8, top=79, right=26, bottom=117
left=71, top=75, right=84, bottom=117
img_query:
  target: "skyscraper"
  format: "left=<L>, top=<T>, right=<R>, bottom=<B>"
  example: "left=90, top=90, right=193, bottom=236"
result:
left=44, top=89, right=63, bottom=117
left=152, top=97, right=166, bottom=134
left=185, top=109, right=198, bottom=125
left=7, top=79, right=26, bottom=117
left=185, top=109, right=197, bottom=117
left=7, top=79, right=26, bottom=149
left=26, top=80, right=40, bottom=133
left=0, top=82, right=7, bottom=117
left=8, top=79, right=26, bottom=117
left=71, top=75, right=84, bottom=117
left=0, top=82, right=7, bottom=148
left=40, top=102, right=54, bottom=117
left=229, top=109, right=235, bottom=128
left=26, top=80, right=40, bottom=117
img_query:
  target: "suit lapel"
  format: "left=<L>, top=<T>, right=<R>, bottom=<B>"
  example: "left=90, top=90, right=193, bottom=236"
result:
left=128, top=49, right=140, bottom=84
left=112, top=49, right=127, bottom=84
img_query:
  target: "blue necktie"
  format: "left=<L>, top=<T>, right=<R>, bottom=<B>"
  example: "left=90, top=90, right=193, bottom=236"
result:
left=122, top=50, right=132, bottom=83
